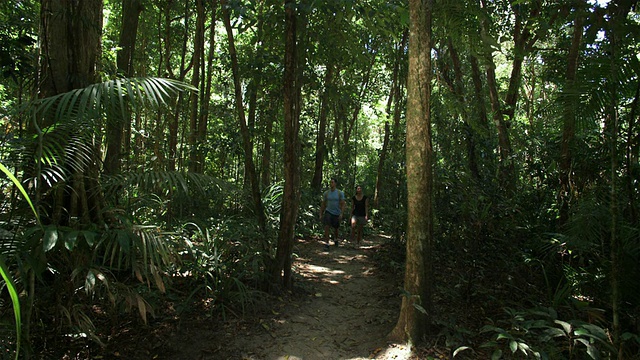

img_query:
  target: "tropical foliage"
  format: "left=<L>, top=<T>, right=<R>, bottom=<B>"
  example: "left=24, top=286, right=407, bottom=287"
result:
left=0, top=0, right=638, bottom=359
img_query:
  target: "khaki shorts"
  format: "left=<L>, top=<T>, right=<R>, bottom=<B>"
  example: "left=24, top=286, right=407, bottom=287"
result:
left=323, top=212, right=341, bottom=228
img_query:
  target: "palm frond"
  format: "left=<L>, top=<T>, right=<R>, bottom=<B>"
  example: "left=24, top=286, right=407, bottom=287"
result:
left=0, top=254, right=20, bottom=360
left=103, top=170, right=226, bottom=200
left=0, top=162, right=40, bottom=225
left=26, top=77, right=196, bottom=127
left=16, top=78, right=195, bottom=188
left=95, top=224, right=174, bottom=294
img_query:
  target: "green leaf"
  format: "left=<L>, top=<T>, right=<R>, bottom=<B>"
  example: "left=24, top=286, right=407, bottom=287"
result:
left=581, top=324, right=608, bottom=339
left=621, top=332, right=640, bottom=341
left=117, top=230, right=131, bottom=253
left=82, top=231, right=96, bottom=247
left=480, top=325, right=504, bottom=333
left=574, top=328, right=590, bottom=336
left=491, top=349, right=503, bottom=360
left=509, top=340, right=517, bottom=353
left=43, top=226, right=59, bottom=252
left=0, top=255, right=21, bottom=360
left=546, top=327, right=568, bottom=338
left=0, top=162, right=41, bottom=225
left=517, top=342, right=532, bottom=355
left=453, top=346, right=471, bottom=357
left=85, top=270, right=96, bottom=294
left=575, top=338, right=599, bottom=359
left=65, top=231, right=79, bottom=251
left=413, top=303, right=428, bottom=315
left=554, top=320, right=572, bottom=334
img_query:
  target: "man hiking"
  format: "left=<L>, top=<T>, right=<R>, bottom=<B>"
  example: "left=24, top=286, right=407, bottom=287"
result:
left=320, top=178, right=346, bottom=250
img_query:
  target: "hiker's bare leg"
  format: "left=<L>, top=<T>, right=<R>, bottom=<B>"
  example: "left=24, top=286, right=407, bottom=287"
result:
left=323, top=225, right=330, bottom=246
left=350, top=217, right=356, bottom=241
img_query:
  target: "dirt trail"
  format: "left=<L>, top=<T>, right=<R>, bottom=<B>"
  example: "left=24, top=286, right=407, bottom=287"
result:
left=165, top=235, right=403, bottom=360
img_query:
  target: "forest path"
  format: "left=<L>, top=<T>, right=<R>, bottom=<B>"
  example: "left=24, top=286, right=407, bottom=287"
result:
left=165, top=234, right=407, bottom=360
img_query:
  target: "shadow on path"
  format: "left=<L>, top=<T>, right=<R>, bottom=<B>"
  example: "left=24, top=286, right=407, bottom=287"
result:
left=182, top=235, right=404, bottom=360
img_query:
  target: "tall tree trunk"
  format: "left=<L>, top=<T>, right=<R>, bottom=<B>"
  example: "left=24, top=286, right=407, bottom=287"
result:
left=389, top=0, right=433, bottom=343
left=272, top=0, right=299, bottom=290
left=375, top=31, right=407, bottom=208
left=197, top=0, right=218, bottom=174
left=374, top=121, right=391, bottom=208
left=606, top=2, right=634, bottom=354
left=469, top=54, right=489, bottom=137
left=167, top=2, right=194, bottom=173
left=39, top=1, right=102, bottom=98
left=483, top=49, right=513, bottom=190
left=34, top=0, right=104, bottom=354
left=558, top=8, right=584, bottom=228
left=608, top=36, right=621, bottom=360
left=261, top=103, right=274, bottom=188
left=625, top=81, right=640, bottom=225
left=105, top=0, right=143, bottom=176
left=221, top=0, right=266, bottom=231
left=339, top=51, right=377, bottom=188
left=446, top=38, right=481, bottom=180
left=188, top=0, right=205, bottom=173
left=480, top=0, right=543, bottom=191
left=38, top=0, right=104, bottom=226
left=311, top=64, right=334, bottom=193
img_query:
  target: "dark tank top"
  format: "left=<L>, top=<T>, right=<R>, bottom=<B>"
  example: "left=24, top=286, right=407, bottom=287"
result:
left=352, top=195, right=367, bottom=216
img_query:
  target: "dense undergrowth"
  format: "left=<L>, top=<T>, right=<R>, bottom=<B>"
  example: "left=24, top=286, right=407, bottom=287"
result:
left=0, top=127, right=630, bottom=356
left=0, top=163, right=639, bottom=360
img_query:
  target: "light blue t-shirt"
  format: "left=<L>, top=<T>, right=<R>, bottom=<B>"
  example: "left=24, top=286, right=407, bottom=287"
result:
left=323, top=189, right=345, bottom=215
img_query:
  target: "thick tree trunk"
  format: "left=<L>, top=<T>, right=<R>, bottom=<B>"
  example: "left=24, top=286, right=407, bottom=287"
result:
left=38, top=0, right=104, bottom=226
left=34, top=1, right=104, bottom=354
left=389, top=0, right=433, bottom=344
left=221, top=0, right=266, bottom=231
left=272, top=0, right=299, bottom=290
left=39, top=0, right=102, bottom=98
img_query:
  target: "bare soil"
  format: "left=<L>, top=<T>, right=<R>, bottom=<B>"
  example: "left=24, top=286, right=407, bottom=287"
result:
left=156, top=234, right=405, bottom=360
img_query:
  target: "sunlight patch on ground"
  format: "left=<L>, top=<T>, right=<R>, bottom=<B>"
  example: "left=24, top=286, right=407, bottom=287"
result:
left=302, top=264, right=346, bottom=276
left=368, top=343, right=413, bottom=360
left=296, top=263, right=348, bottom=284
left=270, top=343, right=412, bottom=360
left=335, top=253, right=367, bottom=264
